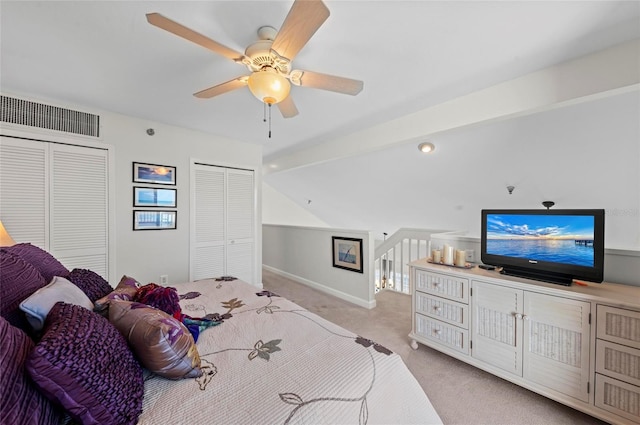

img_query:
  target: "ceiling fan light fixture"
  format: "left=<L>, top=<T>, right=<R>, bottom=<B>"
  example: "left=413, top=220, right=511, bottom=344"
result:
left=247, top=68, right=291, bottom=105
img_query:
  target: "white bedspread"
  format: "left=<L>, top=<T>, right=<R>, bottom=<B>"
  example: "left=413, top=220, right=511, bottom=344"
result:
left=139, top=278, right=442, bottom=425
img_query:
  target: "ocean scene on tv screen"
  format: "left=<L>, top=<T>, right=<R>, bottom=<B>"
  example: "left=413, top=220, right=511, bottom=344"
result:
left=486, top=214, right=595, bottom=267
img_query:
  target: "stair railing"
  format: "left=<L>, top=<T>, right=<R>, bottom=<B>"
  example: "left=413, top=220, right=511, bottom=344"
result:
left=374, top=228, right=450, bottom=294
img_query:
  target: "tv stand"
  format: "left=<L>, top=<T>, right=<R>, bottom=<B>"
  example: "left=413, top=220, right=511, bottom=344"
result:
left=408, top=259, right=640, bottom=425
left=500, top=266, right=572, bottom=286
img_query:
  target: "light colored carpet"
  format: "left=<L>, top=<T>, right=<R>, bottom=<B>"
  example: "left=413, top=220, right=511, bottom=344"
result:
left=262, top=268, right=607, bottom=425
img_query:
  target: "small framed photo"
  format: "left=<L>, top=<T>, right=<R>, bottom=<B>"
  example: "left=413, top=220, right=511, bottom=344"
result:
left=133, top=162, right=176, bottom=185
left=133, top=187, right=177, bottom=208
left=133, top=210, right=177, bottom=230
left=332, top=236, right=363, bottom=273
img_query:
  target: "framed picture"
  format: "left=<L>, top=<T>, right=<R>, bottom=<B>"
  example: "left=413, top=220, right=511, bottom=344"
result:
left=133, top=186, right=177, bottom=208
left=133, top=210, right=177, bottom=230
left=332, top=236, right=363, bottom=273
left=133, top=162, right=176, bottom=185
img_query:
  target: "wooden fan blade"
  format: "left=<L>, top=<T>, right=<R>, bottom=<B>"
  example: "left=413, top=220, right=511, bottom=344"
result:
left=294, top=70, right=363, bottom=95
left=146, top=13, right=245, bottom=62
left=277, top=95, right=299, bottom=118
left=194, top=77, right=248, bottom=99
left=271, top=0, right=329, bottom=61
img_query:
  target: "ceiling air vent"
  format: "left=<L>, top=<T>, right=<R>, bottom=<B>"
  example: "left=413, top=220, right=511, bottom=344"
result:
left=0, top=95, right=100, bottom=138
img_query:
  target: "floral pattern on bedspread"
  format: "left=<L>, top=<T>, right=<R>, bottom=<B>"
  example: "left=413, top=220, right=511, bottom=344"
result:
left=189, top=292, right=392, bottom=425
left=138, top=279, right=442, bottom=425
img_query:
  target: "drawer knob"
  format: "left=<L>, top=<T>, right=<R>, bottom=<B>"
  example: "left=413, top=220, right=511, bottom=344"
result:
left=433, top=329, right=442, bottom=335
left=433, top=306, right=441, bottom=312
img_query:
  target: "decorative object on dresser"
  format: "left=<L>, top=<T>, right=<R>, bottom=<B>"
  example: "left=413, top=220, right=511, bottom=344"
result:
left=409, top=259, right=640, bottom=425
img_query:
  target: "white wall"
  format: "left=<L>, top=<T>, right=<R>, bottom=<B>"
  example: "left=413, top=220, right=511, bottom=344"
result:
left=263, top=224, right=375, bottom=308
left=102, top=112, right=262, bottom=286
left=2, top=93, right=263, bottom=287
left=262, top=182, right=328, bottom=227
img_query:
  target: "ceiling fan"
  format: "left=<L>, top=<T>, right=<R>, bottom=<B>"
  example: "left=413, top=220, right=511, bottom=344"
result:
left=146, top=0, right=364, bottom=119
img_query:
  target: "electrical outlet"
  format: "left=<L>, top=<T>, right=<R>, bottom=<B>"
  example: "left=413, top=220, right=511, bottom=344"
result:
left=160, top=275, right=168, bottom=285
left=465, top=250, right=475, bottom=262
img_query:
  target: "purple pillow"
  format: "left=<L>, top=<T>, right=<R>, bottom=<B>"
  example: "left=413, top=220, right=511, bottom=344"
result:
left=0, top=250, right=47, bottom=332
left=94, top=275, right=140, bottom=312
left=2, top=243, right=69, bottom=283
left=109, top=300, right=202, bottom=380
left=66, top=268, right=113, bottom=302
left=26, top=302, right=144, bottom=425
left=0, top=316, right=62, bottom=425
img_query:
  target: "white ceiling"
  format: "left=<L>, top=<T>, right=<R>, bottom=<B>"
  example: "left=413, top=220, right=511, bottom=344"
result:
left=1, top=0, right=639, bottom=160
left=2, top=1, right=639, bottom=245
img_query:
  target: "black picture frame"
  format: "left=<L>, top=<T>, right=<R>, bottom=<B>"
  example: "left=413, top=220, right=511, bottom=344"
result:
left=133, top=210, right=177, bottom=230
left=132, top=162, right=176, bottom=185
left=332, top=236, right=364, bottom=273
left=133, top=186, right=177, bottom=208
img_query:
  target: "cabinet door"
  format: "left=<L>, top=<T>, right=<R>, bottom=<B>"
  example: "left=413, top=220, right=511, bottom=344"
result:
left=523, top=293, right=590, bottom=402
left=472, top=281, right=524, bottom=376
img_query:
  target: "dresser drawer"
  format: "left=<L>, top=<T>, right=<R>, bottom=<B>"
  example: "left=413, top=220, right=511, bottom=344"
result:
left=596, top=339, right=640, bottom=387
left=415, top=313, right=469, bottom=355
left=415, top=292, right=469, bottom=329
left=414, top=270, right=469, bottom=303
left=597, top=305, right=640, bottom=350
left=595, top=374, right=640, bottom=423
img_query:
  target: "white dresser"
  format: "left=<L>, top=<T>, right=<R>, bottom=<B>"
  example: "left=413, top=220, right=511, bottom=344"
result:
left=409, top=259, right=640, bottom=425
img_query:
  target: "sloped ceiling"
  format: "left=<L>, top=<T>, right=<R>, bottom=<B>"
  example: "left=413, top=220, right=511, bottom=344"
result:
left=1, top=1, right=638, bottom=157
left=1, top=1, right=639, bottom=247
left=264, top=91, right=640, bottom=249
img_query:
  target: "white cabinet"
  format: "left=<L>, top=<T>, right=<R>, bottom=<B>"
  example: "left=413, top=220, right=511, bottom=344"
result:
left=191, top=164, right=255, bottom=284
left=412, top=269, right=470, bottom=354
left=594, top=305, right=640, bottom=422
left=523, top=292, right=591, bottom=402
left=471, top=282, right=523, bottom=375
left=409, top=260, right=640, bottom=425
left=471, top=281, right=590, bottom=401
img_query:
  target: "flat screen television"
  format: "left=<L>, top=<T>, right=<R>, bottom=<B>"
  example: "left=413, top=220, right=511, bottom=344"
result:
left=481, top=209, right=605, bottom=285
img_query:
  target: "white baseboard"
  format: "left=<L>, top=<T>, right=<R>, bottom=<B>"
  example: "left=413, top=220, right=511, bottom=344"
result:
left=263, top=265, right=376, bottom=309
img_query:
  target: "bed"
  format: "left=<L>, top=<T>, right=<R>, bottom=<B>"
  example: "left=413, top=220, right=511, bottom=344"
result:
left=0, top=243, right=442, bottom=425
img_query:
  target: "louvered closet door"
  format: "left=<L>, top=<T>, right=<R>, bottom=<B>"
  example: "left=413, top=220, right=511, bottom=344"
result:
left=50, top=144, right=108, bottom=277
left=191, top=164, right=255, bottom=283
left=226, top=169, right=254, bottom=284
left=0, top=136, right=109, bottom=279
left=0, top=137, right=48, bottom=246
left=192, top=165, right=226, bottom=280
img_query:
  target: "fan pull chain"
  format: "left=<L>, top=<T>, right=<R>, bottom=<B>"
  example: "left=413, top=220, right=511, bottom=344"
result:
left=263, top=102, right=267, bottom=123
left=268, top=103, right=272, bottom=138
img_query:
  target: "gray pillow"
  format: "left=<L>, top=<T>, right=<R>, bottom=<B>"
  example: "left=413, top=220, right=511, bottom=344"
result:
left=19, top=276, right=93, bottom=331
